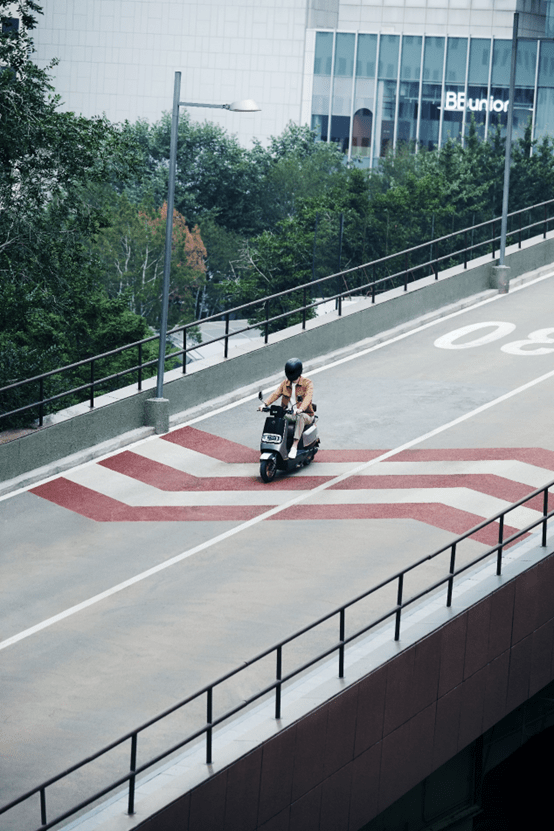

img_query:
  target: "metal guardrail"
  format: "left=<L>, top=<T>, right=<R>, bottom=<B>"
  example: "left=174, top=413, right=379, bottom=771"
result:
left=1, top=478, right=552, bottom=830
left=1, top=198, right=554, bottom=427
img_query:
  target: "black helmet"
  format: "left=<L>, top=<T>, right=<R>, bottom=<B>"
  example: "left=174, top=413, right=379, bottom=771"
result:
left=285, top=358, right=302, bottom=381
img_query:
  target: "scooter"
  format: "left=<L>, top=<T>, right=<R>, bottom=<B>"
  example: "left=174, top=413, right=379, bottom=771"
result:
left=257, top=391, right=319, bottom=483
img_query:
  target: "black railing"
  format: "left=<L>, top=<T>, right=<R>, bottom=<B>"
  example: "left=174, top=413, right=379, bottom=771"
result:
left=1, top=478, right=552, bottom=830
left=1, top=197, right=553, bottom=429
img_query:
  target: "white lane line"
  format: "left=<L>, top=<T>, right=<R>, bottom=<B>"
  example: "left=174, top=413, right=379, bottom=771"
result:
left=3, top=362, right=554, bottom=652
left=3, top=270, right=552, bottom=504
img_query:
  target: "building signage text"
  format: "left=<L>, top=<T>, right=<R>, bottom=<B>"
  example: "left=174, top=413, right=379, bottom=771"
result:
left=443, top=91, right=509, bottom=113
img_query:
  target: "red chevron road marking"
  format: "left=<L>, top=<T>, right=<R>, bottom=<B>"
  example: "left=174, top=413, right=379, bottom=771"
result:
left=162, top=426, right=260, bottom=463
left=29, top=477, right=523, bottom=547
left=98, top=451, right=329, bottom=490
left=163, top=425, right=384, bottom=464
left=331, top=474, right=546, bottom=510
left=28, top=427, right=553, bottom=547
left=273, top=503, right=521, bottom=547
left=32, top=478, right=269, bottom=522
left=162, top=427, right=554, bottom=468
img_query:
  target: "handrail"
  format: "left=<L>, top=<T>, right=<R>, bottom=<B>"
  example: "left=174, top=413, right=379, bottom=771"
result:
left=1, top=198, right=553, bottom=427
left=1, top=477, right=551, bottom=830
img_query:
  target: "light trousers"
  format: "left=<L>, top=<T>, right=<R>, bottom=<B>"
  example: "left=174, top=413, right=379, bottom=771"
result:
left=293, top=412, right=314, bottom=441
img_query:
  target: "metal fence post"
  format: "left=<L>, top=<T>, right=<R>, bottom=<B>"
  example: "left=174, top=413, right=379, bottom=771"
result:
left=497, top=514, right=505, bottom=575
left=446, top=543, right=456, bottom=607
left=90, top=360, right=95, bottom=408
left=394, top=574, right=404, bottom=641
left=39, top=377, right=44, bottom=427
left=40, top=788, right=47, bottom=827
left=138, top=342, right=143, bottom=390
left=182, top=327, right=187, bottom=374
left=264, top=300, right=269, bottom=344
left=543, top=487, right=549, bottom=547
left=275, top=645, right=282, bottom=719
left=206, top=688, right=213, bottom=764
left=339, top=608, right=345, bottom=678
left=128, top=733, right=137, bottom=815
left=224, top=313, right=230, bottom=359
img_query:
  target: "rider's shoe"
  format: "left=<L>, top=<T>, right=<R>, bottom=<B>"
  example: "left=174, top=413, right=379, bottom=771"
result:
left=289, top=445, right=297, bottom=459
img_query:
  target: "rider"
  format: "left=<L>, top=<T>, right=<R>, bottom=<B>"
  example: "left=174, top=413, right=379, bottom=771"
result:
left=258, top=358, right=314, bottom=459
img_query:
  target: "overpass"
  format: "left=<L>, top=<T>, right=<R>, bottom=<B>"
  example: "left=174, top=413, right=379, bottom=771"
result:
left=1, top=239, right=554, bottom=831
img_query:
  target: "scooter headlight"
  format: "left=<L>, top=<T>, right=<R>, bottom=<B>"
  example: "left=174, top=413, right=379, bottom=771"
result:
left=262, top=433, right=281, bottom=443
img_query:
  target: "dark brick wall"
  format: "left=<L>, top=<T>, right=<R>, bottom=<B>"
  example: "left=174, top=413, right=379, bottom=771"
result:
left=139, top=552, right=554, bottom=831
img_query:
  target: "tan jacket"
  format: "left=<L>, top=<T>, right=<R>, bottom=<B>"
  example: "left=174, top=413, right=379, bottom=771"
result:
left=265, top=375, right=314, bottom=415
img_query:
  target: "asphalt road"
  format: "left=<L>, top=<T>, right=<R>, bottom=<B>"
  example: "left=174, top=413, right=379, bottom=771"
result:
left=2, top=272, right=554, bottom=830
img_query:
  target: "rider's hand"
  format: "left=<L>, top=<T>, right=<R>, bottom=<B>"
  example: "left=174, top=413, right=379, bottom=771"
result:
left=257, top=404, right=265, bottom=411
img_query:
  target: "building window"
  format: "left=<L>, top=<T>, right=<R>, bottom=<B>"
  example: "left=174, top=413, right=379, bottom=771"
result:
left=536, top=40, right=554, bottom=140
left=312, top=32, right=333, bottom=142
left=419, top=37, right=444, bottom=150
left=397, top=36, right=422, bottom=146
left=331, top=33, right=355, bottom=152
left=311, top=29, right=552, bottom=164
left=352, top=34, right=377, bottom=163
left=375, top=35, right=399, bottom=160
left=465, top=38, right=491, bottom=141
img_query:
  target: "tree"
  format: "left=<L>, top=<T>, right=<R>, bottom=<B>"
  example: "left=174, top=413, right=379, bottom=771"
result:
left=95, top=195, right=207, bottom=328
left=0, top=2, right=154, bottom=426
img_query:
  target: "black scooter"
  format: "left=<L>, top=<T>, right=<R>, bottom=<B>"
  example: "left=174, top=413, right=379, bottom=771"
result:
left=257, top=391, right=319, bottom=482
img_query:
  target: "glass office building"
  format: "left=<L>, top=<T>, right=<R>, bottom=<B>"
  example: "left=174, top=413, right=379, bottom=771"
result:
left=311, top=31, right=554, bottom=166
left=31, top=1, right=554, bottom=151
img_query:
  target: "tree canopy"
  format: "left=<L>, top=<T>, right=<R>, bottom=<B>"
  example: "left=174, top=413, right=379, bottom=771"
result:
left=0, top=2, right=156, bottom=423
left=2, top=2, right=554, bottom=428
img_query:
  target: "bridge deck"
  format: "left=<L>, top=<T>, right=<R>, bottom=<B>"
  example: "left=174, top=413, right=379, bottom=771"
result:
left=1, top=270, right=554, bottom=830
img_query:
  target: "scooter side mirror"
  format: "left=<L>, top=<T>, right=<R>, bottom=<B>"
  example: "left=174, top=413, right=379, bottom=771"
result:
left=258, top=391, right=264, bottom=401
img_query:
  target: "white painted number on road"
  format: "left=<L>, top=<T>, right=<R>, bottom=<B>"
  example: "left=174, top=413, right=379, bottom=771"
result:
left=500, top=328, right=554, bottom=356
left=435, top=322, right=554, bottom=356
left=434, top=322, right=516, bottom=350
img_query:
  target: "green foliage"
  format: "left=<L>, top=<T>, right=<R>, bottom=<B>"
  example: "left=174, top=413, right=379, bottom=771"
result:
left=220, top=123, right=554, bottom=328
left=93, top=193, right=207, bottom=329
left=0, top=1, right=158, bottom=428
left=3, top=4, right=554, bottom=429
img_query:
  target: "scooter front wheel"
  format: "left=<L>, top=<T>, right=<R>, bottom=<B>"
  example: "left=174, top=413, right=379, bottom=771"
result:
left=260, top=454, right=277, bottom=483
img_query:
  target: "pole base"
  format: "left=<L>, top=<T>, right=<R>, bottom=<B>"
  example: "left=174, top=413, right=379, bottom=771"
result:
left=145, top=398, right=170, bottom=434
left=492, top=265, right=510, bottom=294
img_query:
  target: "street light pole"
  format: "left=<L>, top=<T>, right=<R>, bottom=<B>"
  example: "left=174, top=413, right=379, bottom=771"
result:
left=497, top=12, right=519, bottom=291
left=147, top=72, right=260, bottom=433
left=155, top=71, right=182, bottom=399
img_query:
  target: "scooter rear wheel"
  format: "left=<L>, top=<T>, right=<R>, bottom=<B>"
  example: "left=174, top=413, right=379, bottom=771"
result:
left=260, top=455, right=277, bottom=483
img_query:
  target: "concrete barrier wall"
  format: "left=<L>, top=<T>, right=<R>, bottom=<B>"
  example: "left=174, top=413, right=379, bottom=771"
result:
left=2, top=234, right=554, bottom=485
left=136, top=550, right=554, bottom=831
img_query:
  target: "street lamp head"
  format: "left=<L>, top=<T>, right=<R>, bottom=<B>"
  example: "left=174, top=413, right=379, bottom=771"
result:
left=227, top=99, right=261, bottom=112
